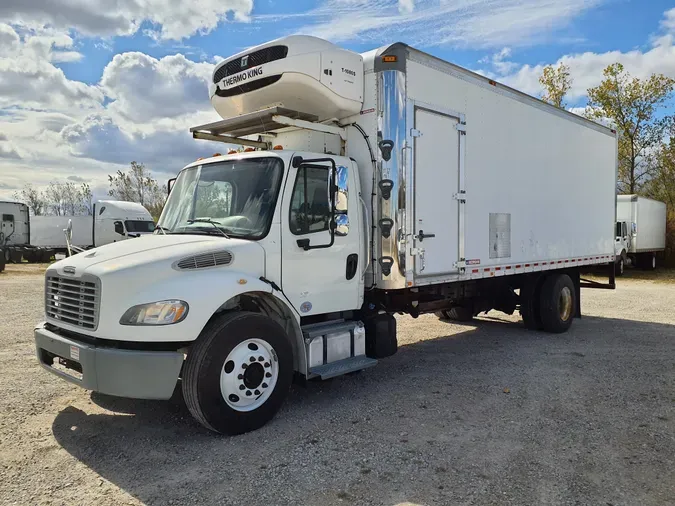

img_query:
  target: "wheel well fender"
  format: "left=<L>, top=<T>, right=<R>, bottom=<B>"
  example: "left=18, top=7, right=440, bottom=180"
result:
left=204, top=288, right=305, bottom=374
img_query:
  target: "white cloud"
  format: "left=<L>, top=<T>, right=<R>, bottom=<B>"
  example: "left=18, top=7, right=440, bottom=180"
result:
left=496, top=10, right=675, bottom=102
left=282, top=0, right=604, bottom=48
left=100, top=52, right=213, bottom=123
left=0, top=0, right=254, bottom=41
left=398, top=0, right=415, bottom=14
left=0, top=24, right=100, bottom=111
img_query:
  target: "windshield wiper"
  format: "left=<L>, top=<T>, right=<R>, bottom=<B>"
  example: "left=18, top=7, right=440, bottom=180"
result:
left=186, top=219, right=231, bottom=239
left=154, top=225, right=169, bottom=235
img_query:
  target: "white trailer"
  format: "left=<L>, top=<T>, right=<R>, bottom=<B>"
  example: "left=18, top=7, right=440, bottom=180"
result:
left=35, top=35, right=617, bottom=435
left=615, top=195, right=666, bottom=271
left=30, top=200, right=155, bottom=252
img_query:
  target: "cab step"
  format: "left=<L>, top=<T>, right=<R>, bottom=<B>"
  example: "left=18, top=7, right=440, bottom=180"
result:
left=309, top=356, right=377, bottom=380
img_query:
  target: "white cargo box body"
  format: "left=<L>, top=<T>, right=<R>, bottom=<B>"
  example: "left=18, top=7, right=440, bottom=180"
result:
left=617, top=195, right=666, bottom=253
left=31, top=216, right=92, bottom=248
left=354, top=44, right=618, bottom=288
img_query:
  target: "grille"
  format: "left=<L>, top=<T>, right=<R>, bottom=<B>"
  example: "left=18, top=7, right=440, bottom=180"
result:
left=176, top=251, right=233, bottom=270
left=213, top=45, right=288, bottom=84
left=45, top=275, right=100, bottom=330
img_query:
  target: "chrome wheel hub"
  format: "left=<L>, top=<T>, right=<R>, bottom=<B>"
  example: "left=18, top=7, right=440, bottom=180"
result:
left=220, top=338, right=278, bottom=412
left=559, top=286, right=573, bottom=321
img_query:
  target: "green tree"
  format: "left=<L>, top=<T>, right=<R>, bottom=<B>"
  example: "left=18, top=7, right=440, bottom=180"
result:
left=539, top=62, right=572, bottom=108
left=108, top=161, right=167, bottom=221
left=586, top=63, right=675, bottom=194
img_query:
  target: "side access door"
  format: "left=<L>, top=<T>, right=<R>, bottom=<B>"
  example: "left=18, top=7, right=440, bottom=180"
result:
left=411, top=103, right=465, bottom=278
left=281, top=155, right=363, bottom=316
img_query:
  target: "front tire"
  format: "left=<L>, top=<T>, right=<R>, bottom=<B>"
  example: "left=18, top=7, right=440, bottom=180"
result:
left=539, top=273, right=576, bottom=334
left=615, top=256, right=625, bottom=276
left=182, top=312, right=294, bottom=435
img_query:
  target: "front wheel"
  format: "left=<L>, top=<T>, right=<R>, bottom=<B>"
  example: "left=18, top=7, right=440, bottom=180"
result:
left=182, top=312, right=294, bottom=435
left=615, top=256, right=625, bottom=276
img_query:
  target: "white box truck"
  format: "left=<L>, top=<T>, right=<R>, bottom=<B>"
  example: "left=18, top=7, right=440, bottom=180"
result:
left=615, top=195, right=667, bottom=272
left=35, top=35, right=617, bottom=435
left=30, top=200, right=155, bottom=253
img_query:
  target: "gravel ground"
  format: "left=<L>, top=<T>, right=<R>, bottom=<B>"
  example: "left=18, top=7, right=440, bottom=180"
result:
left=1, top=266, right=674, bottom=506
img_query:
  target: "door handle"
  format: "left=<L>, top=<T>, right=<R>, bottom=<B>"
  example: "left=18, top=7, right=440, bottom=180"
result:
left=415, top=230, right=435, bottom=242
left=346, top=254, right=358, bottom=280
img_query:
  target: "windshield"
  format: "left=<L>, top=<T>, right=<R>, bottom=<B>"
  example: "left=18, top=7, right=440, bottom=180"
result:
left=157, top=157, right=284, bottom=239
left=125, top=220, right=155, bottom=233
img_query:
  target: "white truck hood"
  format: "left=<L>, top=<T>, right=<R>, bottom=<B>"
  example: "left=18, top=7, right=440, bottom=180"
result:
left=48, top=234, right=265, bottom=277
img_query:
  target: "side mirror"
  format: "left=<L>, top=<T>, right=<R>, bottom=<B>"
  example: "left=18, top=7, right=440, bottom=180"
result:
left=333, top=214, right=349, bottom=236
left=66, top=220, right=73, bottom=242
left=334, top=165, right=348, bottom=214
left=168, top=177, right=176, bottom=195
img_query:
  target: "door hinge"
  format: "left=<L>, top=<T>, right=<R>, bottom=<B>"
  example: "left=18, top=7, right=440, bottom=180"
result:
left=453, top=191, right=467, bottom=203
left=455, top=123, right=466, bottom=133
left=410, top=247, right=424, bottom=256
left=454, top=259, right=466, bottom=270
left=410, top=128, right=422, bottom=138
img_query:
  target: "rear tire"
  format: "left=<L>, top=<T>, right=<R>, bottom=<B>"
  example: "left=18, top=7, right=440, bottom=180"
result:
left=643, top=253, right=657, bottom=271
left=0, top=250, right=5, bottom=273
left=538, top=273, right=576, bottom=334
left=182, top=312, right=294, bottom=435
left=615, top=256, right=624, bottom=276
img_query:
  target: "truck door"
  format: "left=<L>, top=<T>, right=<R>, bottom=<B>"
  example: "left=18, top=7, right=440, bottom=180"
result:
left=281, top=156, right=362, bottom=316
left=412, top=104, right=464, bottom=277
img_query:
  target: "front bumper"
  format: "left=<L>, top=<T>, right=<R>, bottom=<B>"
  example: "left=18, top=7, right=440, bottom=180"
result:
left=34, top=322, right=184, bottom=400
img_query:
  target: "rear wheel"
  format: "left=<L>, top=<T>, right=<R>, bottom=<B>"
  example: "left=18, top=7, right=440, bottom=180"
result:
left=643, top=252, right=657, bottom=271
left=0, top=249, right=5, bottom=273
left=182, top=312, right=294, bottom=435
left=539, top=273, right=576, bottom=334
left=615, top=256, right=625, bottom=276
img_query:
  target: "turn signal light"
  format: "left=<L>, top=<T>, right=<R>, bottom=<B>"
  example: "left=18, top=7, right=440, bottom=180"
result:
left=273, top=145, right=283, bottom=150
left=212, top=152, right=222, bottom=157
left=382, top=55, right=397, bottom=63
left=196, top=157, right=204, bottom=161
left=228, top=149, right=238, bottom=155
left=244, top=147, right=255, bottom=152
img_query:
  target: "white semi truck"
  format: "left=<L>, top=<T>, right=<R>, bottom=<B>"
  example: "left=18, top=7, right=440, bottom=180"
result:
left=30, top=200, right=155, bottom=253
left=614, top=195, right=666, bottom=273
left=0, top=201, right=30, bottom=270
left=35, top=35, right=617, bottom=435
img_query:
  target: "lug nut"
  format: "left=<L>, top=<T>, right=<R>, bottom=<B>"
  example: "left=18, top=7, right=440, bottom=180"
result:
left=246, top=390, right=252, bottom=396
left=254, top=390, right=261, bottom=396
left=264, top=362, right=270, bottom=368
left=265, top=372, right=272, bottom=378
left=239, top=385, right=245, bottom=390
left=250, top=357, right=256, bottom=362
left=258, top=356, right=264, bottom=362
left=262, top=383, right=268, bottom=388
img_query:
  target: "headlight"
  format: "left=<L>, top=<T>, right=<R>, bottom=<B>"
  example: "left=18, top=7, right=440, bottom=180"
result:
left=120, top=300, right=189, bottom=326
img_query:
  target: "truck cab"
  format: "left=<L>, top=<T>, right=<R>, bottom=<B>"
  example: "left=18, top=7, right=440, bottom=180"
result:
left=614, top=220, right=631, bottom=275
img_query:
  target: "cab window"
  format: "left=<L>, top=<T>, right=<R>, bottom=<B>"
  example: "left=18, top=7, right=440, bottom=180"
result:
left=289, top=166, right=330, bottom=235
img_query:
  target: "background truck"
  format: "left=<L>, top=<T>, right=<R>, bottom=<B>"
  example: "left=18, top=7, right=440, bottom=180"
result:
left=30, top=200, right=155, bottom=253
left=34, top=35, right=617, bottom=435
left=0, top=200, right=30, bottom=270
left=615, top=195, right=667, bottom=272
